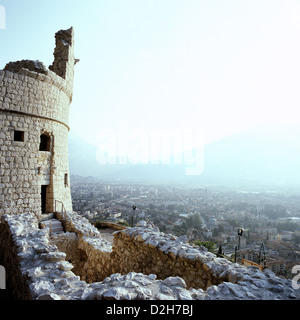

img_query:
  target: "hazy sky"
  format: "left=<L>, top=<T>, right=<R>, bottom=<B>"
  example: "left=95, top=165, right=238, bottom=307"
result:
left=1, top=0, right=300, bottom=153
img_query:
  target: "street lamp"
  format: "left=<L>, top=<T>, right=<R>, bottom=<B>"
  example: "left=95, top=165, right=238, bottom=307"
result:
left=234, top=228, right=243, bottom=263
left=237, top=228, right=243, bottom=250
left=131, top=206, right=136, bottom=226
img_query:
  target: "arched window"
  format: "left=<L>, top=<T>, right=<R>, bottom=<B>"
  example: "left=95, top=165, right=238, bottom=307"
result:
left=39, top=133, right=51, bottom=151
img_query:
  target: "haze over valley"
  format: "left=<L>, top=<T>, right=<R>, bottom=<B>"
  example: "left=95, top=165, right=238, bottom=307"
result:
left=69, top=122, right=300, bottom=190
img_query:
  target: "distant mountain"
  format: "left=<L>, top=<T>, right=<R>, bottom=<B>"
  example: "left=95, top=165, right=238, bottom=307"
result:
left=202, top=124, right=300, bottom=183
left=68, top=123, right=300, bottom=188
left=68, top=132, right=186, bottom=184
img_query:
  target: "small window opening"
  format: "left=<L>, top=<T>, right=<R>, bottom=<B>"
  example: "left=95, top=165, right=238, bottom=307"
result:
left=64, top=173, right=68, bottom=187
left=39, top=133, right=51, bottom=151
left=14, top=130, right=25, bottom=142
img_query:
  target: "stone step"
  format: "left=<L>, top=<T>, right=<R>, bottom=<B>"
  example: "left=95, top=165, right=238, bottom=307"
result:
left=41, top=219, right=64, bottom=235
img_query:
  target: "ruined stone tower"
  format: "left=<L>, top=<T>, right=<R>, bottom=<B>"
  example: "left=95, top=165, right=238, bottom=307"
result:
left=0, top=27, right=76, bottom=215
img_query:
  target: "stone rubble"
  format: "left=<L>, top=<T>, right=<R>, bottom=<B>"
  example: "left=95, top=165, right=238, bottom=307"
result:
left=56, top=211, right=102, bottom=239
left=0, top=212, right=299, bottom=300
left=4, top=60, right=48, bottom=75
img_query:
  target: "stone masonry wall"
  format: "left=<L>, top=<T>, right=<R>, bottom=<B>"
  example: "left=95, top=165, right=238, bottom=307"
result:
left=53, top=212, right=113, bottom=283
left=0, top=214, right=34, bottom=299
left=0, top=113, right=71, bottom=214
left=0, top=211, right=299, bottom=300
left=111, top=227, right=220, bottom=290
left=0, top=28, right=75, bottom=215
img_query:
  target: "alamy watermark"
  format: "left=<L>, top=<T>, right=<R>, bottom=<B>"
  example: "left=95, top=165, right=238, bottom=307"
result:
left=0, top=265, right=5, bottom=289
left=95, top=122, right=204, bottom=176
left=292, top=265, right=300, bottom=290
left=0, top=5, right=6, bottom=30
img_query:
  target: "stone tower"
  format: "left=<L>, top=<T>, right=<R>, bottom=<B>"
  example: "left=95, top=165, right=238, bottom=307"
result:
left=0, top=27, right=76, bottom=215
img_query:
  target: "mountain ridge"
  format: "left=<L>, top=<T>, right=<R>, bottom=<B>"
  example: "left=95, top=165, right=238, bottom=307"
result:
left=68, top=123, right=300, bottom=187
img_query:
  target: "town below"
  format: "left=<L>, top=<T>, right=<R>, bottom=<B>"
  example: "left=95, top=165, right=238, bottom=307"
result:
left=71, top=175, right=300, bottom=280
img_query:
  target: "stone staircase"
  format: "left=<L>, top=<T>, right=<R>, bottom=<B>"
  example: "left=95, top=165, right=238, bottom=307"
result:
left=41, top=219, right=64, bottom=235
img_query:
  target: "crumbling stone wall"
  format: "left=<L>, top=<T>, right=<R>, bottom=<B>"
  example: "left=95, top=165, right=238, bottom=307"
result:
left=52, top=212, right=113, bottom=283
left=54, top=212, right=224, bottom=289
left=111, top=227, right=221, bottom=289
left=0, top=27, right=75, bottom=216
left=0, top=216, right=34, bottom=299
left=0, top=211, right=299, bottom=300
left=49, top=27, right=76, bottom=81
left=4, top=60, right=48, bottom=75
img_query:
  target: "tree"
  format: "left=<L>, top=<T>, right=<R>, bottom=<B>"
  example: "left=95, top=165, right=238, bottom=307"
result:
left=212, top=228, right=218, bottom=237
left=276, top=221, right=297, bottom=232
left=194, top=240, right=216, bottom=252
left=192, top=213, right=203, bottom=230
left=228, top=218, right=239, bottom=228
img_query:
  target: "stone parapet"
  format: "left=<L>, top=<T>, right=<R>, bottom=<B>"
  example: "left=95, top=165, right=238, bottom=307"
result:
left=0, top=212, right=299, bottom=300
left=56, top=211, right=102, bottom=238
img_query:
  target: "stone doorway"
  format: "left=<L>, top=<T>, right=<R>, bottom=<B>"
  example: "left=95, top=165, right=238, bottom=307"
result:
left=41, top=185, right=50, bottom=214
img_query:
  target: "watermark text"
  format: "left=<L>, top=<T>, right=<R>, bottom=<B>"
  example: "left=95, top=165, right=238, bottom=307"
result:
left=0, top=5, right=6, bottom=30
left=95, top=122, right=204, bottom=176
